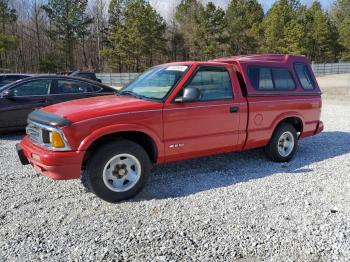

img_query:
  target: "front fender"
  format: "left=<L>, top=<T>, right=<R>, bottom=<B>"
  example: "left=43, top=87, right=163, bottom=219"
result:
left=77, top=123, right=164, bottom=160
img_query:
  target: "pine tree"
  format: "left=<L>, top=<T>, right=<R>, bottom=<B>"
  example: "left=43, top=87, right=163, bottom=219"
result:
left=108, top=0, right=129, bottom=26
left=225, top=0, right=264, bottom=55
left=103, top=0, right=166, bottom=71
left=175, top=0, right=201, bottom=59
left=196, top=2, right=226, bottom=59
left=261, top=0, right=305, bottom=54
left=301, top=2, right=333, bottom=62
left=176, top=1, right=225, bottom=60
left=0, top=0, right=17, bottom=69
left=283, top=19, right=306, bottom=54
left=42, top=0, right=93, bottom=69
left=331, top=0, right=350, bottom=61
left=338, top=18, right=350, bottom=60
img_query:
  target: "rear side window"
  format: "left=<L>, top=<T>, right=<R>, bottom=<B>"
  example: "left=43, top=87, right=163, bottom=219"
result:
left=294, top=63, right=315, bottom=90
left=76, top=73, right=95, bottom=80
left=55, top=80, right=87, bottom=94
left=84, top=83, right=103, bottom=92
left=248, top=67, right=295, bottom=90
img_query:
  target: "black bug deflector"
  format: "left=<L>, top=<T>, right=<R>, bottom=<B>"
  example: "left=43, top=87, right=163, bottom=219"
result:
left=28, top=110, right=72, bottom=127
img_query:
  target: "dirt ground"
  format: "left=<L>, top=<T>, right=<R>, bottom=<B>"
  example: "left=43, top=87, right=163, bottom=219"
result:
left=317, top=73, right=350, bottom=103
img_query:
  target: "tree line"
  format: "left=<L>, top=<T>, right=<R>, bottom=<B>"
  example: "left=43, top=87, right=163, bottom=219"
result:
left=0, top=0, right=350, bottom=73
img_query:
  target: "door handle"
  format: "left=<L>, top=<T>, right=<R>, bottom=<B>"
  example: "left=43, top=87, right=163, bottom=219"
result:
left=230, top=106, right=239, bottom=113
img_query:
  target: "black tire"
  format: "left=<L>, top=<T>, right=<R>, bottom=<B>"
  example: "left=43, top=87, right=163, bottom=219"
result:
left=265, top=123, right=298, bottom=162
left=83, top=140, right=151, bottom=203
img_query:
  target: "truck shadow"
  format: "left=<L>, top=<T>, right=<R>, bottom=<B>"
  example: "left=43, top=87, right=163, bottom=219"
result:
left=136, top=131, right=350, bottom=201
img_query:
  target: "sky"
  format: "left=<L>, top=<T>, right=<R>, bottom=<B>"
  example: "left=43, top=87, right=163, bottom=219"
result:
left=149, top=0, right=335, bottom=21
left=260, top=0, right=334, bottom=10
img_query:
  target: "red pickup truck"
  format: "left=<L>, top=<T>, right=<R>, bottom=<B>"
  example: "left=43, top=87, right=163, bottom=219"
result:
left=17, top=55, right=323, bottom=202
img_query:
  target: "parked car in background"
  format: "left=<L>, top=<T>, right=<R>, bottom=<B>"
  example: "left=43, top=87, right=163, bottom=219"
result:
left=0, top=74, right=32, bottom=87
left=0, top=75, right=116, bottom=133
left=69, top=70, right=102, bottom=83
left=17, top=54, right=323, bottom=203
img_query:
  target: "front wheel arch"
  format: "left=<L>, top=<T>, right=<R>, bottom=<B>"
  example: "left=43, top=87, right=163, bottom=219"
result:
left=81, top=131, right=158, bottom=172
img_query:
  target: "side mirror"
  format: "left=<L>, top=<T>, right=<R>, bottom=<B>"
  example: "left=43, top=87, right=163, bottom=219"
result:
left=175, top=87, right=200, bottom=103
left=1, top=90, right=13, bottom=98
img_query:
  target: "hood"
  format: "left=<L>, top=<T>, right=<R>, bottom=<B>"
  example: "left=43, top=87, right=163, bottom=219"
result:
left=42, top=95, right=162, bottom=123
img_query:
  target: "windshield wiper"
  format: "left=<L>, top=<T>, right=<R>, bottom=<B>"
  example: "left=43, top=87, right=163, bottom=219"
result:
left=117, top=90, right=158, bottom=101
left=118, top=90, right=142, bottom=99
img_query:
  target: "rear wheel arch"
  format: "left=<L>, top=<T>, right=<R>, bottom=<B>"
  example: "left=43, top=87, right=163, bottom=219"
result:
left=263, top=115, right=303, bottom=149
left=275, top=116, right=304, bottom=134
left=271, top=114, right=304, bottom=137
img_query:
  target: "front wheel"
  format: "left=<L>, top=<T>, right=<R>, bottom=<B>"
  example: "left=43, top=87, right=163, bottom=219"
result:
left=84, top=140, right=151, bottom=203
left=265, top=123, right=298, bottom=162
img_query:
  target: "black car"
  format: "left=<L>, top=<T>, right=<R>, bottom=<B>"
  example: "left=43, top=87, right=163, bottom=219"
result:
left=0, top=75, right=116, bottom=132
left=0, top=74, right=32, bottom=87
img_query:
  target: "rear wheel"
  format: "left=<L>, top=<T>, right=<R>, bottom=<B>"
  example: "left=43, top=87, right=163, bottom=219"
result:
left=84, top=140, right=151, bottom=203
left=265, top=123, right=298, bottom=162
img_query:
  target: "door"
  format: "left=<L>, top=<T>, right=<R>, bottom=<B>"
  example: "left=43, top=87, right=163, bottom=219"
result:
left=163, top=65, right=241, bottom=161
left=48, top=79, right=93, bottom=104
left=0, top=79, right=51, bottom=129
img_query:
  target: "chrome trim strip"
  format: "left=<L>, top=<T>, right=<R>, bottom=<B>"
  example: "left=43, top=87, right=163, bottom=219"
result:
left=74, top=103, right=248, bottom=124
left=74, top=109, right=162, bottom=124
left=73, top=98, right=316, bottom=125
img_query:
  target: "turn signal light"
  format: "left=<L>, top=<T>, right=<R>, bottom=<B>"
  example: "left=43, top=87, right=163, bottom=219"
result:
left=51, top=131, right=65, bottom=148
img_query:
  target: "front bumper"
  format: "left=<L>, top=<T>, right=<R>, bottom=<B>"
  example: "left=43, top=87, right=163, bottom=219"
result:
left=16, top=143, right=29, bottom=165
left=17, top=136, right=84, bottom=180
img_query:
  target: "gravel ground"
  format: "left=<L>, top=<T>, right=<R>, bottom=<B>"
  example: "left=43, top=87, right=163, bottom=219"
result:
left=0, top=100, right=349, bottom=261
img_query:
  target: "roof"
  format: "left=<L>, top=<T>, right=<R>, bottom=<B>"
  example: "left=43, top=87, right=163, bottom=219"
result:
left=162, top=54, right=309, bottom=67
left=0, top=73, right=32, bottom=76
left=0, top=75, right=114, bottom=92
left=212, top=54, right=308, bottom=64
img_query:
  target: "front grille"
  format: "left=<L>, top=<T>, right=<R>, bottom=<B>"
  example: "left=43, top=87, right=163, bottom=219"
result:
left=26, top=122, right=42, bottom=145
left=25, top=121, right=70, bottom=151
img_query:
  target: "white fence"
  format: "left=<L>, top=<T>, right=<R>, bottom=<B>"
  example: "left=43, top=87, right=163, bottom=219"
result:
left=312, top=63, right=350, bottom=76
left=96, top=73, right=139, bottom=86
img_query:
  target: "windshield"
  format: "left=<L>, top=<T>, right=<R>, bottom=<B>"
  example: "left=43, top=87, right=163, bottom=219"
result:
left=119, top=65, right=189, bottom=101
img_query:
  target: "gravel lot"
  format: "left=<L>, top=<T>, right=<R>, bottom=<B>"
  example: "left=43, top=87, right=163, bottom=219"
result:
left=0, top=100, right=349, bottom=261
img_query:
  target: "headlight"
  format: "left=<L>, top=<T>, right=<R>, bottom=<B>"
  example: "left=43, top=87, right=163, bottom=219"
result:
left=26, top=121, right=71, bottom=151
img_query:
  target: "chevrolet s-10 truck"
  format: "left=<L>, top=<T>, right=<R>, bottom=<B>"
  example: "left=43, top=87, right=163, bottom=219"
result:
left=17, top=55, right=323, bottom=202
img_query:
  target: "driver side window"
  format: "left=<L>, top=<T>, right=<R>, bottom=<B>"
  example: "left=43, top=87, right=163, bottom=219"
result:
left=182, top=66, right=233, bottom=101
left=11, top=80, right=51, bottom=97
